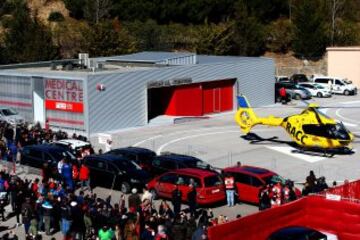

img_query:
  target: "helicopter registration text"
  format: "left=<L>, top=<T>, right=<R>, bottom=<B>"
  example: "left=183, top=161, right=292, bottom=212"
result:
left=285, top=122, right=308, bottom=144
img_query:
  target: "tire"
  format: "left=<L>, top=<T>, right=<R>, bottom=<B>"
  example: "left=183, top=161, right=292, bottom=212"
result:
left=120, top=181, right=131, bottom=193
left=295, top=94, right=301, bottom=100
left=150, top=189, right=158, bottom=200
left=344, top=90, right=350, bottom=96
left=316, top=92, right=323, bottom=98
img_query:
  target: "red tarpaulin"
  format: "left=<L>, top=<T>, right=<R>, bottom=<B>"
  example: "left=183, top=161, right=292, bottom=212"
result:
left=208, top=195, right=360, bottom=240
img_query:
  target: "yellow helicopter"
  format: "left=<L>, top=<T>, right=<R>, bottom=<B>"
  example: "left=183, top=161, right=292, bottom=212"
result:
left=235, top=95, right=355, bottom=155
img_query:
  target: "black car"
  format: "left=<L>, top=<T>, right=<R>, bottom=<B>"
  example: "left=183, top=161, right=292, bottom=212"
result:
left=83, top=154, right=151, bottom=193
left=151, top=153, right=213, bottom=176
left=106, top=147, right=156, bottom=172
left=290, top=74, right=309, bottom=83
left=21, top=144, right=76, bottom=174
left=268, top=226, right=328, bottom=240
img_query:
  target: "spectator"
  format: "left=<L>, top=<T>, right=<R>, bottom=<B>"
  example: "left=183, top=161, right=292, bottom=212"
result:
left=21, top=197, right=33, bottom=235
left=171, top=185, right=182, bottom=217
left=224, top=174, right=235, bottom=207
left=79, top=163, right=90, bottom=192
left=187, top=184, right=197, bottom=217
left=128, top=188, right=141, bottom=211
left=155, top=225, right=168, bottom=240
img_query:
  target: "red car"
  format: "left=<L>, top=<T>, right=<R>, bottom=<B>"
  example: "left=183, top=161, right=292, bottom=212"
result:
left=147, top=168, right=225, bottom=205
left=223, top=165, right=301, bottom=204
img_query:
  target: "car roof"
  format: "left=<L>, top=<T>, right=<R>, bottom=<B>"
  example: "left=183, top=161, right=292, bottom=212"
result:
left=155, top=153, right=202, bottom=162
left=224, top=165, right=276, bottom=177
left=56, top=139, right=90, bottom=148
left=109, top=147, right=155, bottom=155
left=84, top=154, right=128, bottom=162
left=171, top=168, right=218, bottom=178
left=24, top=144, right=67, bottom=152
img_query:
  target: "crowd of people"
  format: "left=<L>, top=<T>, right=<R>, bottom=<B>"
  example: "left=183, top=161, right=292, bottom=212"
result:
left=0, top=121, right=234, bottom=240
left=0, top=165, right=234, bottom=240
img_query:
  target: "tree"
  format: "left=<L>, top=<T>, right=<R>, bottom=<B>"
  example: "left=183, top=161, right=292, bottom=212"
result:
left=84, top=0, right=112, bottom=24
left=266, top=18, right=293, bottom=53
left=63, top=0, right=86, bottom=19
left=231, top=0, right=266, bottom=56
left=3, top=1, right=58, bottom=63
left=81, top=19, right=137, bottom=57
left=292, top=0, right=328, bottom=58
left=194, top=22, right=234, bottom=55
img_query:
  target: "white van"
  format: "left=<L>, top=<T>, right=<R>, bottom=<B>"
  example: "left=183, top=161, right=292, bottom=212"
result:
left=312, top=76, right=357, bottom=95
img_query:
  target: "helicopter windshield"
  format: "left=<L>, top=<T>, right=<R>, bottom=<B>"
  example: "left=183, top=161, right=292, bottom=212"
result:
left=302, top=123, right=351, bottom=140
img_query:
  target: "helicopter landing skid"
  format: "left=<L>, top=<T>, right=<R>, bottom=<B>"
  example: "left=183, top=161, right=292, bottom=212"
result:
left=292, top=146, right=353, bottom=158
left=242, top=133, right=278, bottom=144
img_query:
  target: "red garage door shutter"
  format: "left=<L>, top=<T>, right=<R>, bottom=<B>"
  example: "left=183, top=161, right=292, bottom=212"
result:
left=203, top=80, right=234, bottom=114
left=165, top=84, right=202, bottom=116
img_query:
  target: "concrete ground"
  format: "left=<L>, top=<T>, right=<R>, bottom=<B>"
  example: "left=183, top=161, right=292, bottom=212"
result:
left=2, top=93, right=360, bottom=238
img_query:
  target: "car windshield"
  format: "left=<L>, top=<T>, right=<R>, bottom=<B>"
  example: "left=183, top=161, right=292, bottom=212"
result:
left=114, top=159, right=142, bottom=170
left=51, top=150, right=76, bottom=161
left=204, top=175, right=223, bottom=187
left=263, top=175, right=285, bottom=185
left=185, top=159, right=209, bottom=169
left=314, top=84, right=324, bottom=89
left=1, top=109, right=17, bottom=116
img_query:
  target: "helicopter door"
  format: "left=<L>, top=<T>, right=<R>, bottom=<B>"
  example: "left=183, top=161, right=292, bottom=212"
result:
left=214, top=88, right=221, bottom=112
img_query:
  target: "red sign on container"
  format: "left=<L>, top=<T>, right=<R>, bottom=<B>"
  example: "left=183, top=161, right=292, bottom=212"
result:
left=45, top=100, right=84, bottom=113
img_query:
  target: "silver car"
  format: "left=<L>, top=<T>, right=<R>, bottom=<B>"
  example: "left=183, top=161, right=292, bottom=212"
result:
left=0, top=108, right=25, bottom=125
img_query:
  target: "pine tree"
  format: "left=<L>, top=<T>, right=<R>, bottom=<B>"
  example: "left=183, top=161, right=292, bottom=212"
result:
left=4, top=1, right=58, bottom=63
left=292, top=0, right=328, bottom=58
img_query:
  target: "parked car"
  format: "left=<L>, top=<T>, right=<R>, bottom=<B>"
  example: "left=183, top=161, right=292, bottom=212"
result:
left=223, top=165, right=301, bottom=204
left=146, top=168, right=225, bottom=205
left=0, top=108, right=25, bottom=125
left=83, top=154, right=151, bottom=193
left=150, top=153, right=214, bottom=176
left=275, top=76, right=290, bottom=82
left=21, top=144, right=76, bottom=176
left=298, top=82, right=332, bottom=98
left=53, top=139, right=93, bottom=155
left=275, top=82, right=312, bottom=100
left=290, top=74, right=310, bottom=83
left=312, top=76, right=357, bottom=95
left=106, top=147, right=156, bottom=172
left=268, top=226, right=338, bottom=240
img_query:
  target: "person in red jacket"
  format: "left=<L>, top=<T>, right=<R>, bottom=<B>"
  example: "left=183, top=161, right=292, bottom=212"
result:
left=79, top=164, right=90, bottom=192
left=279, top=87, right=287, bottom=104
left=224, top=174, right=235, bottom=207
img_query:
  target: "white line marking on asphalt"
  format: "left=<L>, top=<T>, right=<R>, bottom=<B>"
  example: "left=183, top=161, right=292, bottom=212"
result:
left=156, top=130, right=240, bottom=155
left=132, top=126, right=239, bottom=146
left=342, top=122, right=358, bottom=127
left=335, top=109, right=359, bottom=125
left=342, top=100, right=360, bottom=105
left=266, top=146, right=326, bottom=163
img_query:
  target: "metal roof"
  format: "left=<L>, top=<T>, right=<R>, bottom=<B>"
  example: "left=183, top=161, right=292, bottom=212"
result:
left=104, top=51, right=196, bottom=62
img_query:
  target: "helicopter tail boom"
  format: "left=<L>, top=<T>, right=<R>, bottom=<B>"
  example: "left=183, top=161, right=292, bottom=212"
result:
left=235, top=95, right=283, bottom=134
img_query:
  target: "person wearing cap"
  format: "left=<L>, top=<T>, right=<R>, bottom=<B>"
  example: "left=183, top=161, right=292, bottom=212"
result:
left=128, top=188, right=141, bottom=211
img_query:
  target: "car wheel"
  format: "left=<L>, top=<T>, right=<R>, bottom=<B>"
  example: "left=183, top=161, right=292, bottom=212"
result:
left=344, top=90, right=350, bottom=96
left=150, top=189, right=158, bottom=200
left=316, top=92, right=323, bottom=97
left=120, top=182, right=131, bottom=193
left=295, top=94, right=301, bottom=100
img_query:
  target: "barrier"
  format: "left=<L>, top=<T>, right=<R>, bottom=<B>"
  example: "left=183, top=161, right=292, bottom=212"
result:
left=208, top=196, right=360, bottom=240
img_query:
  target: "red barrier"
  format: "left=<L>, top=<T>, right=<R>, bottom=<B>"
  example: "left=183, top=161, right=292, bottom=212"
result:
left=323, top=180, right=360, bottom=202
left=208, top=196, right=360, bottom=240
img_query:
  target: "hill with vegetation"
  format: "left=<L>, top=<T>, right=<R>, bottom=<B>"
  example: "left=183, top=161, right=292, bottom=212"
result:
left=0, top=0, right=359, bottom=64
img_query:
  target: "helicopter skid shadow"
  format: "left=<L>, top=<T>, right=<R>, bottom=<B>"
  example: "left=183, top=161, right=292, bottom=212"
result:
left=241, top=132, right=354, bottom=157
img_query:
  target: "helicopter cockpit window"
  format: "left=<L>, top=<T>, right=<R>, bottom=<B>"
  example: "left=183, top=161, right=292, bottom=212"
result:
left=302, top=123, right=350, bottom=140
